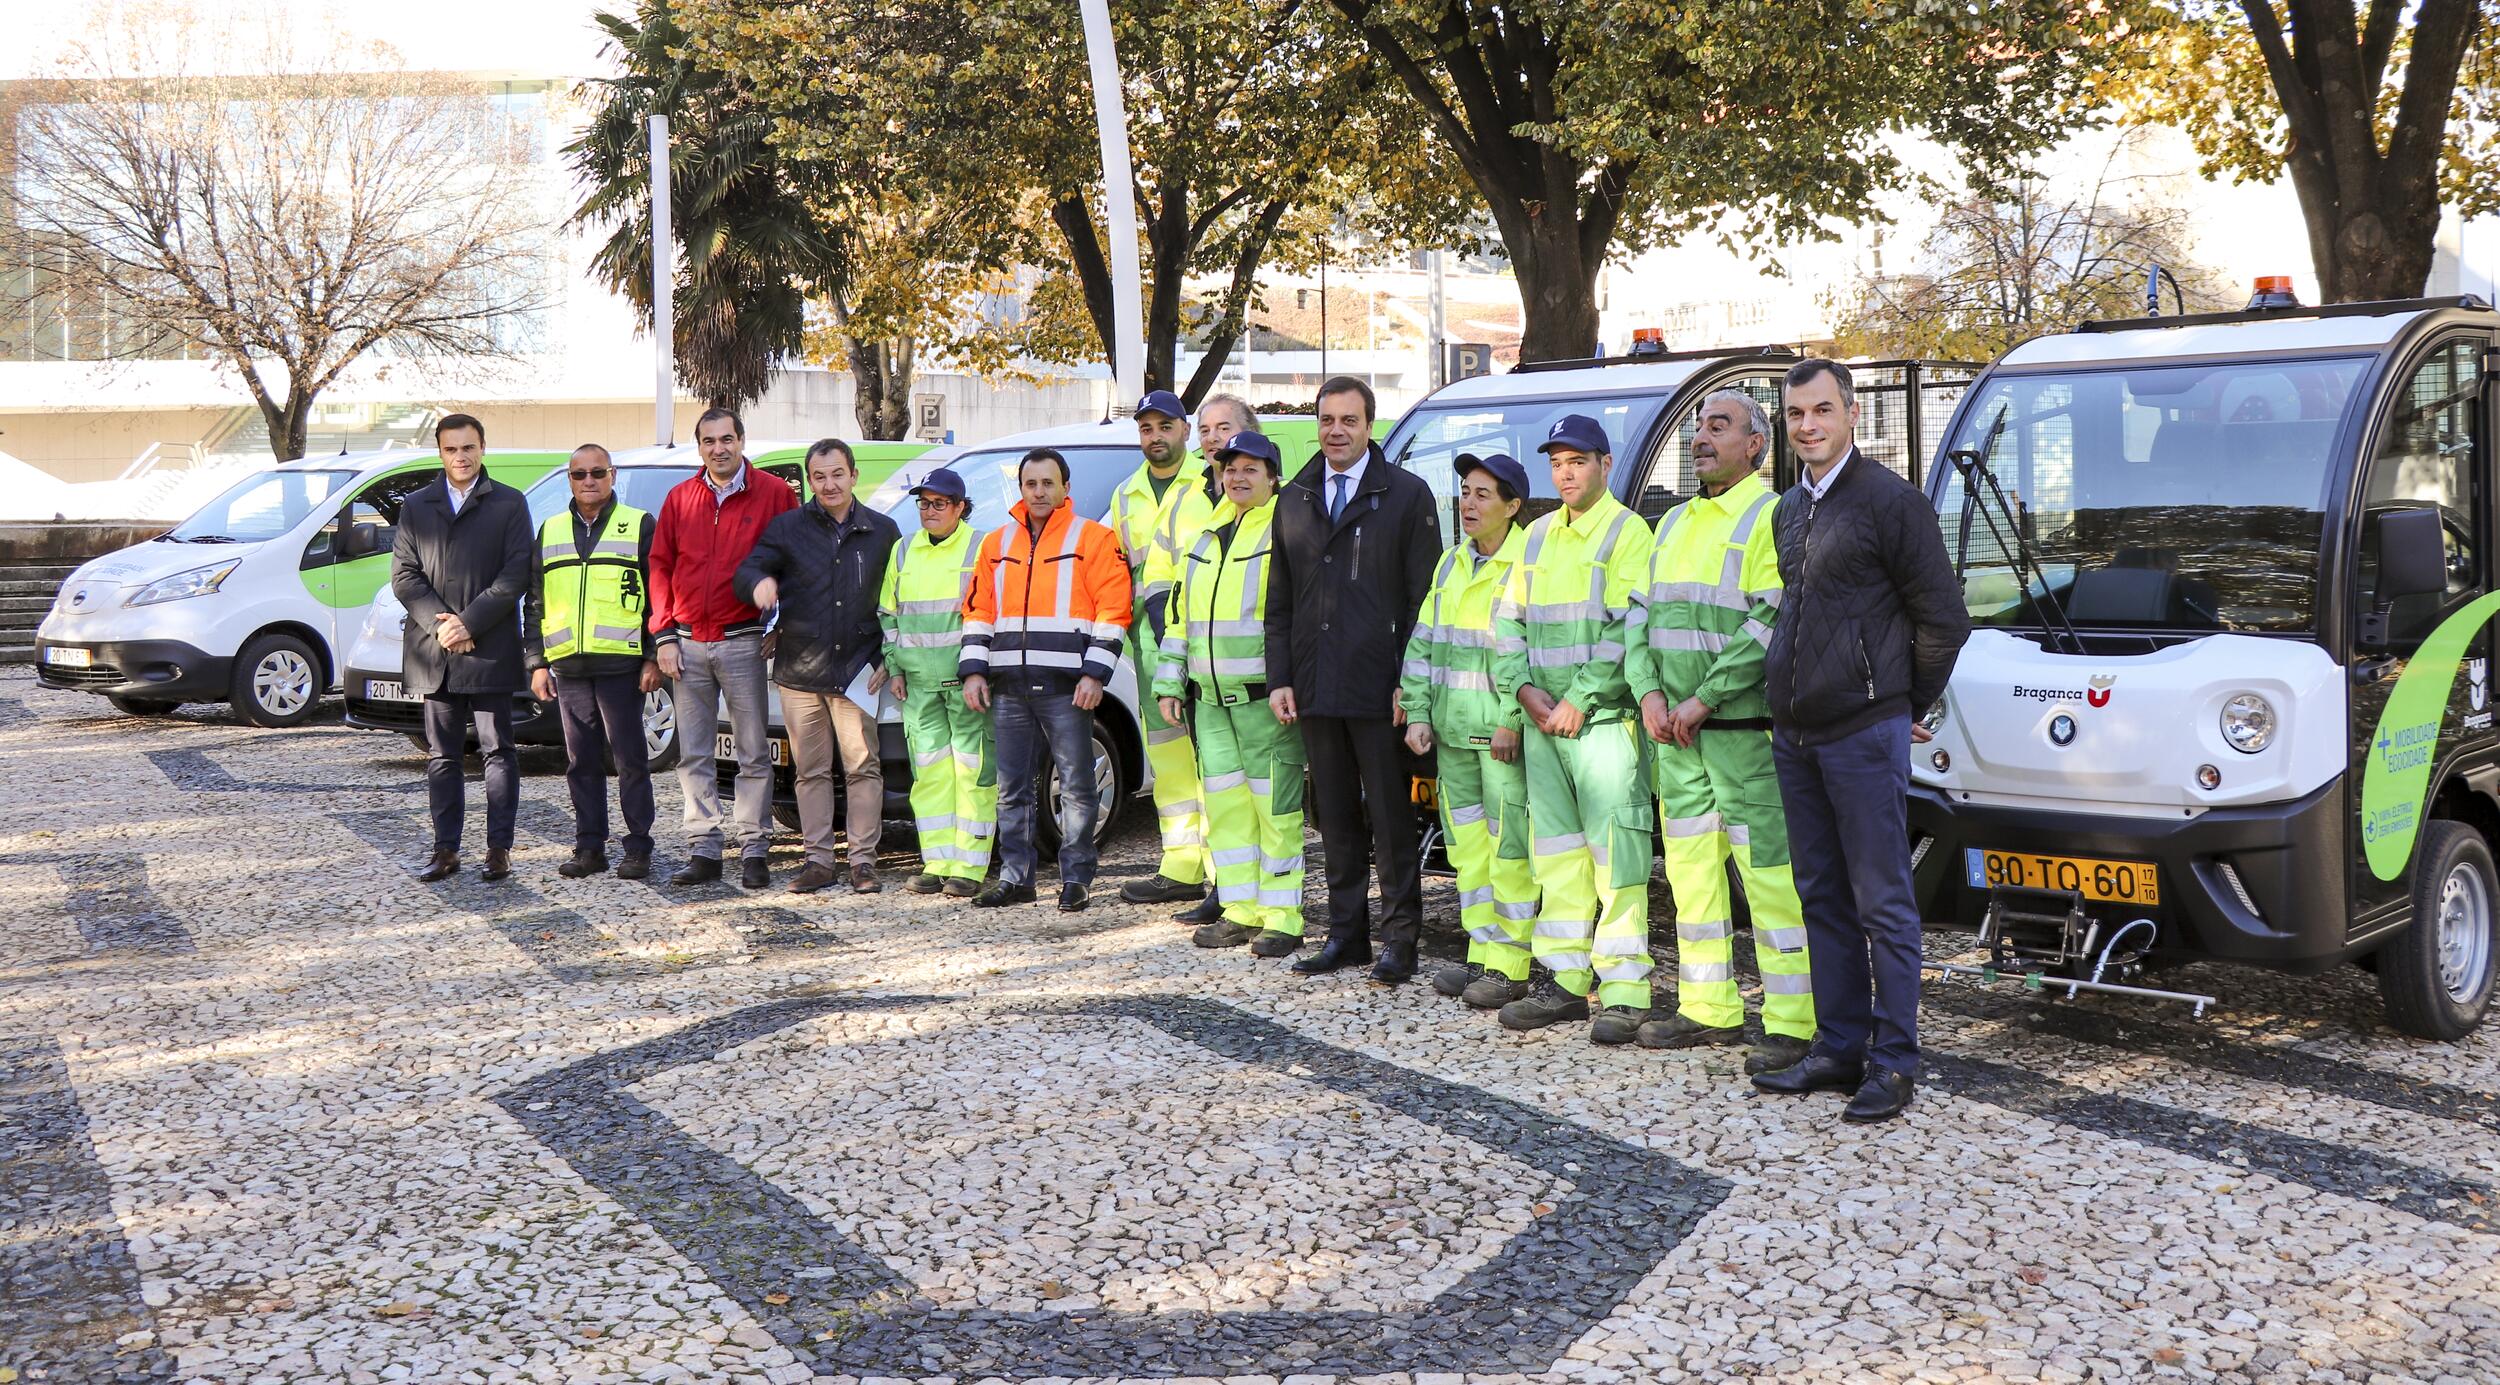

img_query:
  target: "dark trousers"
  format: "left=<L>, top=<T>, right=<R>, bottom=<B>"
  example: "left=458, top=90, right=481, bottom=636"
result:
left=423, top=692, right=517, bottom=854
left=1300, top=712, right=1423, bottom=946
left=1773, top=713, right=1922, bottom=1076
left=554, top=672, right=655, bottom=859
left=994, top=681, right=1099, bottom=887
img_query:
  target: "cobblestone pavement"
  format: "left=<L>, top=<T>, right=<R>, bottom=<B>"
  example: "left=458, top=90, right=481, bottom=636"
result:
left=2, top=667, right=2497, bottom=1385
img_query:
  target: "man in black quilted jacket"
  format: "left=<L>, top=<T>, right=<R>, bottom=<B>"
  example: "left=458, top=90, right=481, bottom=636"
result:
left=1753, top=358, right=1970, bottom=1123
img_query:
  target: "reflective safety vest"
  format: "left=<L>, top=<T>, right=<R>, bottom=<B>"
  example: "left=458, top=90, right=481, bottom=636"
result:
left=878, top=521, right=983, bottom=688
left=1628, top=471, right=1782, bottom=722
left=959, top=500, right=1132, bottom=683
left=1110, top=454, right=1216, bottom=620
left=538, top=504, right=650, bottom=662
left=1399, top=528, right=1527, bottom=747
left=1493, top=491, right=1653, bottom=722
left=1151, top=496, right=1278, bottom=706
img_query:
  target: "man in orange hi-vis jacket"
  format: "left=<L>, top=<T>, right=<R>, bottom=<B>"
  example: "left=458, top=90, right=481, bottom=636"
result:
left=960, top=447, right=1133, bottom=912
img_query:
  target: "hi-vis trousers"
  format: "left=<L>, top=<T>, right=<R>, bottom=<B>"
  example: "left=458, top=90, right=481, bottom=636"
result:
left=900, top=678, right=995, bottom=881
left=1517, top=717, right=1655, bottom=1008
left=1437, top=742, right=1537, bottom=979
left=1656, top=726, right=1815, bottom=1038
left=1194, top=697, right=1305, bottom=934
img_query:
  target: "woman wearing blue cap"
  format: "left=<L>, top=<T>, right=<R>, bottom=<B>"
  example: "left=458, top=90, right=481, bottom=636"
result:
left=875, top=468, right=995, bottom=895
left=1151, top=431, right=1309, bottom=955
left=1401, top=453, right=1542, bottom=1008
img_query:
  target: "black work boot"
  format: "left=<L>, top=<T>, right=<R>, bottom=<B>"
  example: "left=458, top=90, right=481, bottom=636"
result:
left=1249, top=929, right=1302, bottom=959
left=1121, top=873, right=1206, bottom=905
left=1193, top=918, right=1255, bottom=949
left=1498, top=978, right=1591, bottom=1032
left=1637, top=1012, right=1748, bottom=1051
left=1433, top=961, right=1485, bottom=999
left=1175, top=894, right=1224, bottom=925
left=908, top=872, right=944, bottom=894
left=1744, top=1033, right=1813, bottom=1075
left=1588, top=1004, right=1650, bottom=1046
left=671, top=855, right=721, bottom=887
left=558, top=849, right=608, bottom=879
left=1460, top=972, right=1532, bottom=1009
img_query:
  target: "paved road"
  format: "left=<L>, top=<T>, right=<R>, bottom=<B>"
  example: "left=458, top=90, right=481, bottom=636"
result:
left=1, top=670, right=2494, bottom=1384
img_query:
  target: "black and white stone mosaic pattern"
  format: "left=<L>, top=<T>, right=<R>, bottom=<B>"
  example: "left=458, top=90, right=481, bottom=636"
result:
left=2, top=667, right=2498, bottom=1384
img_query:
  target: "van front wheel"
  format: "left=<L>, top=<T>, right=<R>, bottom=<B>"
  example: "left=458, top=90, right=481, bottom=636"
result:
left=230, top=632, right=322, bottom=728
left=2381, top=819, right=2499, bottom=1040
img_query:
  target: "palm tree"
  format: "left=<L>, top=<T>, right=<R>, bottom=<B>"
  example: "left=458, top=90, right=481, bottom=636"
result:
left=567, top=2, right=847, bottom=413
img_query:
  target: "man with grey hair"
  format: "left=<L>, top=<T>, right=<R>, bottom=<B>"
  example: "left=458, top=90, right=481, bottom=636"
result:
left=1626, top=389, right=1817, bottom=1075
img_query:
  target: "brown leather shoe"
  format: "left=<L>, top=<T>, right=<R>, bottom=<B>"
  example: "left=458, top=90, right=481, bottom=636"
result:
left=417, top=849, right=459, bottom=882
left=851, top=864, right=881, bottom=893
left=479, top=847, right=512, bottom=882
left=786, top=863, right=840, bottom=895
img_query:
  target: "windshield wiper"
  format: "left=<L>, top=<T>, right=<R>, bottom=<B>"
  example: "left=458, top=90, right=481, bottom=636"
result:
left=1950, top=404, right=2081, bottom=655
left=179, top=534, right=241, bottom=543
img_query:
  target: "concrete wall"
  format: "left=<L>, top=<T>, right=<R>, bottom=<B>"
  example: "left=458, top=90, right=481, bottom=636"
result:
left=466, top=399, right=705, bottom=453
left=0, top=409, right=233, bottom=483
left=744, top=368, right=1115, bottom=447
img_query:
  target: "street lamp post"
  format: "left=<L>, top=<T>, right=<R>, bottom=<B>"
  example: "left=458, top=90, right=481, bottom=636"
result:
left=1078, top=0, right=1146, bottom=407
left=649, top=113, right=675, bottom=446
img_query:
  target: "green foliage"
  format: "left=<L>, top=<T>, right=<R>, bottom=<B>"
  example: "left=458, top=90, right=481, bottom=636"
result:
left=1324, top=0, right=2134, bottom=358
left=2105, top=1, right=2499, bottom=298
left=567, top=3, right=848, bottom=410
left=673, top=0, right=1469, bottom=404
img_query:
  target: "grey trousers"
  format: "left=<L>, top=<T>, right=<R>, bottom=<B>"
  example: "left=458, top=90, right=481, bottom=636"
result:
left=673, top=633, right=772, bottom=858
left=783, top=688, right=883, bottom=869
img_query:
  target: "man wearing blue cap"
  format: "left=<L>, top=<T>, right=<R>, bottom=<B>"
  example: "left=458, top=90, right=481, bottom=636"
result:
left=1107, top=389, right=1217, bottom=917
left=1492, top=413, right=1659, bottom=1043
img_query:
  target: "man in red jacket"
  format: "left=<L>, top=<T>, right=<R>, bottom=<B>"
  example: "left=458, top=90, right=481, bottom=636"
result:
left=650, top=408, right=798, bottom=889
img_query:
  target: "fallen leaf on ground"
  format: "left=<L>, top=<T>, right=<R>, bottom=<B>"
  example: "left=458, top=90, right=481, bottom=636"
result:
left=2017, top=1267, right=2048, bottom=1285
left=375, top=1301, right=425, bottom=1318
left=1532, top=1202, right=1556, bottom=1217
left=762, top=1292, right=791, bottom=1306
left=2153, top=1348, right=2185, bottom=1364
left=1040, top=1281, right=1068, bottom=1299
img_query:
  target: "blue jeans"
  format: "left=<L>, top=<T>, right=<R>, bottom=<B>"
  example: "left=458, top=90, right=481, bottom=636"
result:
left=994, top=681, right=1099, bottom=887
left=1773, top=714, right=1922, bottom=1077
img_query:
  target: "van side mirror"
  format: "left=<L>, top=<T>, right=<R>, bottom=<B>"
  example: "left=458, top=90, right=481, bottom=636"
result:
left=336, top=523, right=380, bottom=559
left=2360, top=506, right=2448, bottom=646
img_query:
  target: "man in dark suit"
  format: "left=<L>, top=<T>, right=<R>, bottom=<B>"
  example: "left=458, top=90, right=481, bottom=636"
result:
left=392, top=412, right=537, bottom=882
left=1264, top=375, right=1441, bottom=983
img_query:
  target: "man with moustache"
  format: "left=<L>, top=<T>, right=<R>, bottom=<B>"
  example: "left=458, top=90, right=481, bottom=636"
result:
left=1627, top=391, right=1815, bottom=1074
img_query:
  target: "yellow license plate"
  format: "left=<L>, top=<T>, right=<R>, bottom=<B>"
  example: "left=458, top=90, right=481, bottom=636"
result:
left=1966, top=848, right=2160, bottom=906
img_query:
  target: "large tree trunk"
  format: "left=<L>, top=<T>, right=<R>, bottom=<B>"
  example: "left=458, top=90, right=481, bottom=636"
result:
left=2246, top=0, right=2479, bottom=303
left=2284, top=165, right=2447, bottom=303
left=851, top=339, right=913, bottom=440
left=1511, top=216, right=1607, bottom=363
left=267, top=393, right=313, bottom=463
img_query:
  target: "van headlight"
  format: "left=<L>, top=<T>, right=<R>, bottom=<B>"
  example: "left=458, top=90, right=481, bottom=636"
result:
left=2220, top=692, right=2276, bottom=754
left=126, top=561, right=241, bottom=607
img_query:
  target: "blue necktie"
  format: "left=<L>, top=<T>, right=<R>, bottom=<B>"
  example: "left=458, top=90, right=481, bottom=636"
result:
left=1329, top=473, right=1348, bottom=522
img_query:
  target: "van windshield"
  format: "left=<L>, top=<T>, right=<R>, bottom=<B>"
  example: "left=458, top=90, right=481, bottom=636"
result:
left=167, top=469, right=357, bottom=543
left=1935, top=356, right=2367, bottom=633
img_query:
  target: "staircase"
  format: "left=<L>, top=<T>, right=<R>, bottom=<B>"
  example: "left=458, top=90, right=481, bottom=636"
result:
left=0, top=560, right=79, bottom=664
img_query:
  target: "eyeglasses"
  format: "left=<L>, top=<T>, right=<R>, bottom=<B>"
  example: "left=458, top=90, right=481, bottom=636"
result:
left=915, top=497, right=958, bottom=510
left=568, top=467, right=611, bottom=481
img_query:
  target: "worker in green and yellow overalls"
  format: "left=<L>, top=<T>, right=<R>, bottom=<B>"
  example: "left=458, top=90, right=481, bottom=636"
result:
left=1629, top=389, right=1816, bottom=1074
left=1110, top=390, right=1218, bottom=918
left=1402, top=452, right=1540, bottom=1010
left=876, top=468, right=995, bottom=896
left=1153, top=430, right=1307, bottom=956
left=1492, top=414, right=1657, bottom=1044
